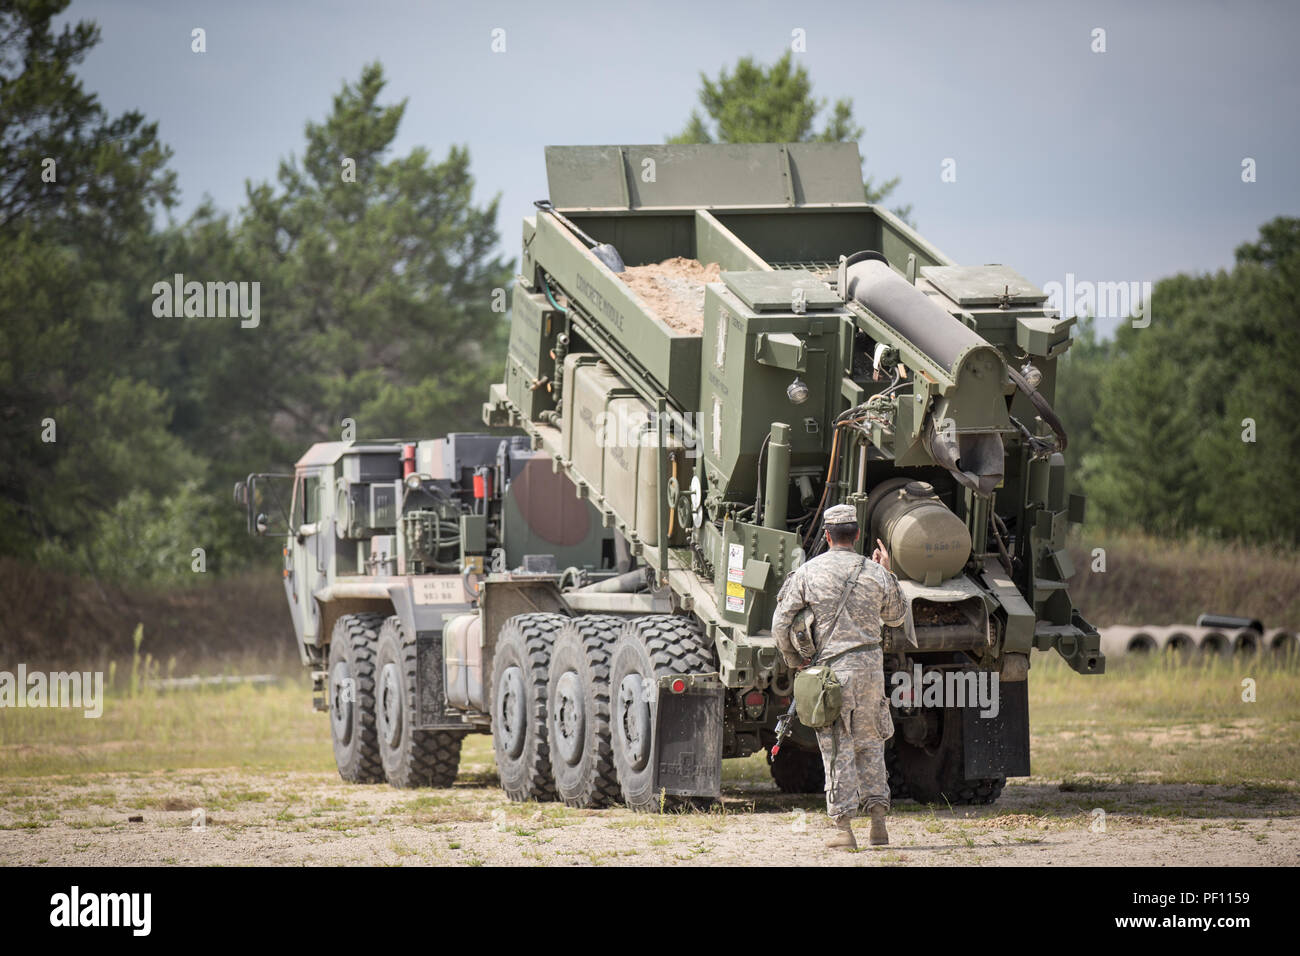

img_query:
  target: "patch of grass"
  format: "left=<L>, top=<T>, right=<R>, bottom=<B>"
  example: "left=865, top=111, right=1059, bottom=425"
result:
left=67, top=816, right=114, bottom=829
left=0, top=677, right=334, bottom=776
left=1028, top=652, right=1300, bottom=786
left=394, top=794, right=456, bottom=812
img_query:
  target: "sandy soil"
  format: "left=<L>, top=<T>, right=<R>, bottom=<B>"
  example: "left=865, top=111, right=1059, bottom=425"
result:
left=616, top=257, right=720, bottom=334
left=4, top=769, right=1296, bottom=867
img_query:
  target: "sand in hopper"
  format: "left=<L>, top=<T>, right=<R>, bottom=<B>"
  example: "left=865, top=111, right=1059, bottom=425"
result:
left=615, top=257, right=721, bottom=334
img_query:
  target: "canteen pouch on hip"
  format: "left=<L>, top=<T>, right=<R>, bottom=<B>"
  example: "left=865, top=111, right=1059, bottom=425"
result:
left=793, top=665, right=842, bottom=729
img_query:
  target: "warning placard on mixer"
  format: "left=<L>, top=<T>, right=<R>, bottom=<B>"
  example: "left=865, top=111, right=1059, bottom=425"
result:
left=726, top=543, right=745, bottom=612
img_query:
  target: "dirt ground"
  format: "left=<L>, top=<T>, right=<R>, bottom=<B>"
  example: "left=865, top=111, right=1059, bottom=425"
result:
left=4, top=767, right=1297, bottom=867
left=616, top=256, right=720, bottom=334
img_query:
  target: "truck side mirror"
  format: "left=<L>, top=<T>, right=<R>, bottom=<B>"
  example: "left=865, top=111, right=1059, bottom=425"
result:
left=256, top=513, right=270, bottom=536
left=233, top=480, right=248, bottom=506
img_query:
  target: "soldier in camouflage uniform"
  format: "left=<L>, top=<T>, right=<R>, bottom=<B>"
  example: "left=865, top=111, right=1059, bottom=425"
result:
left=772, top=503, right=906, bottom=850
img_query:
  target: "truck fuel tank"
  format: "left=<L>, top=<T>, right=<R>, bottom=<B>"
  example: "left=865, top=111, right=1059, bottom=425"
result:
left=443, top=612, right=486, bottom=713
left=866, top=479, right=971, bottom=585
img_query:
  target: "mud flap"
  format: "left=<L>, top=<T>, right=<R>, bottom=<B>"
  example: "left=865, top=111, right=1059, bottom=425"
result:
left=653, top=674, right=724, bottom=800
left=415, top=631, right=468, bottom=730
left=961, top=678, right=1029, bottom=778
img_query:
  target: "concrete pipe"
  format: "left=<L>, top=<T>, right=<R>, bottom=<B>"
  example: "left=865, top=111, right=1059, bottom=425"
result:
left=1268, top=628, right=1298, bottom=660
left=1162, top=628, right=1196, bottom=659
left=1098, top=626, right=1136, bottom=658
left=1232, top=629, right=1262, bottom=657
left=1196, top=629, right=1231, bottom=658
left=1127, top=630, right=1159, bottom=655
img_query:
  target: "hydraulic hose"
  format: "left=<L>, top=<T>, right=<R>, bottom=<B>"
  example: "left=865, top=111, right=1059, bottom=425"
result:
left=1006, top=365, right=1068, bottom=452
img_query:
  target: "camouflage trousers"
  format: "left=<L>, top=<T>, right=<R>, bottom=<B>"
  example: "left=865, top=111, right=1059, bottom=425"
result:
left=814, top=645, right=890, bottom=820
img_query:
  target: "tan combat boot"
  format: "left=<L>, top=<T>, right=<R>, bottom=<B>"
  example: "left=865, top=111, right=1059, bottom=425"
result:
left=868, top=806, right=889, bottom=846
left=825, top=815, right=857, bottom=851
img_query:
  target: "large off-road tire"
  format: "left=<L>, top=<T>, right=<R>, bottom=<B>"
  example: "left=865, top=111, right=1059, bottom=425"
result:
left=492, top=612, right=566, bottom=802
left=547, top=615, right=622, bottom=808
left=327, top=612, right=387, bottom=784
left=766, top=743, right=825, bottom=794
left=609, top=614, right=717, bottom=812
left=375, top=616, right=464, bottom=788
left=889, top=707, right=1005, bottom=806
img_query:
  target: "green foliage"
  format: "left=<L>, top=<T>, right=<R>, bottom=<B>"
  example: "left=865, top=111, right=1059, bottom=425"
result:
left=0, top=0, right=175, bottom=238
left=0, top=0, right=178, bottom=561
left=1053, top=314, right=1112, bottom=493
left=169, top=62, right=512, bottom=488
left=36, top=479, right=246, bottom=586
left=668, top=53, right=910, bottom=220
left=1, top=8, right=510, bottom=586
left=1083, top=217, right=1300, bottom=545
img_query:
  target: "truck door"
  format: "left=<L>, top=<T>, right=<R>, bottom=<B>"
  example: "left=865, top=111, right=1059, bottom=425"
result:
left=291, top=468, right=329, bottom=644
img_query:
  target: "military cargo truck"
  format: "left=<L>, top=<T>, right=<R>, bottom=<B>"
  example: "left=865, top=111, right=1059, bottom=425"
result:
left=478, top=143, right=1104, bottom=809
left=245, top=143, right=1103, bottom=811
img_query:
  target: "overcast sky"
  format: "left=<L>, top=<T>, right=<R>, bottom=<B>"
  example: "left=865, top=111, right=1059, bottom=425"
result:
left=65, top=0, right=1299, bottom=337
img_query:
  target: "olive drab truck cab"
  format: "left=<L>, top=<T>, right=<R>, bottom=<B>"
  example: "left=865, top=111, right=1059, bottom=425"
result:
left=238, top=434, right=614, bottom=786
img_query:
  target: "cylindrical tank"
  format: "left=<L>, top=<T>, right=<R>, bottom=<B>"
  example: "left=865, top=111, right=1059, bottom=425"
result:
left=443, top=612, right=484, bottom=712
left=867, top=480, right=971, bottom=583
left=844, top=258, right=990, bottom=376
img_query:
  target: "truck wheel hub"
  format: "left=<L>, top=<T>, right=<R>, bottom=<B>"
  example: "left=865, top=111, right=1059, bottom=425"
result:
left=498, top=666, right=527, bottom=758
left=329, top=661, right=353, bottom=744
left=379, top=662, right=402, bottom=748
left=617, top=674, right=651, bottom=771
left=553, top=671, right=585, bottom=765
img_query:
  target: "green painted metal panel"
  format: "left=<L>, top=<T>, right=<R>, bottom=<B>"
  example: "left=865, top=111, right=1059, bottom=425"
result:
left=921, top=265, right=1046, bottom=306
left=699, top=284, right=844, bottom=499
left=720, top=270, right=841, bottom=312
left=694, top=210, right=771, bottom=273
left=545, top=143, right=866, bottom=210
left=530, top=212, right=702, bottom=409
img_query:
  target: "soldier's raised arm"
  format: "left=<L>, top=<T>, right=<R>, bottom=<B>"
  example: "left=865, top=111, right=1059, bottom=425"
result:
left=874, top=539, right=906, bottom=628
left=771, top=569, right=806, bottom=668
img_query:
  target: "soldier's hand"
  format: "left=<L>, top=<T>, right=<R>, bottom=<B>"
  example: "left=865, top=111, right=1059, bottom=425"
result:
left=871, top=538, right=890, bottom=571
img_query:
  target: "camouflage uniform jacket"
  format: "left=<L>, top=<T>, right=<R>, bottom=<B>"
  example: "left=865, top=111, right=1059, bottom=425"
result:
left=771, top=546, right=906, bottom=667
